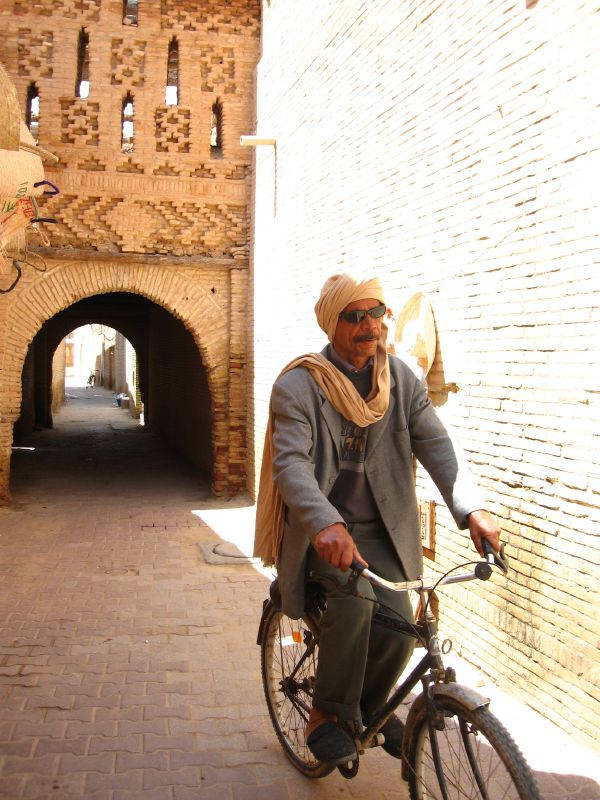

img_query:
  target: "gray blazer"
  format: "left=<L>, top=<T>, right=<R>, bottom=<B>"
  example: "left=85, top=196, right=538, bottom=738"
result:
left=271, top=350, right=484, bottom=618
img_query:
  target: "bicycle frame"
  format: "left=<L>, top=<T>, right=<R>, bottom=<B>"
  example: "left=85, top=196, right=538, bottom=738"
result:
left=350, top=570, right=490, bottom=796
left=351, top=548, right=504, bottom=746
left=260, top=560, right=495, bottom=759
left=358, top=590, right=443, bottom=752
left=356, top=581, right=492, bottom=786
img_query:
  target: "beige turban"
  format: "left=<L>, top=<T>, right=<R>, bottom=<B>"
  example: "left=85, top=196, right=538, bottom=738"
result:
left=315, top=272, right=386, bottom=342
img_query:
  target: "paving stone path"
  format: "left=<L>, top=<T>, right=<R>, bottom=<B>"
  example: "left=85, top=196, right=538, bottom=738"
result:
left=0, top=388, right=598, bottom=799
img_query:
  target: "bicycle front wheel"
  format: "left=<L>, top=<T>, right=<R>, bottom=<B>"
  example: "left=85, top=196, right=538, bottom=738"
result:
left=260, top=604, right=334, bottom=778
left=406, top=696, right=540, bottom=799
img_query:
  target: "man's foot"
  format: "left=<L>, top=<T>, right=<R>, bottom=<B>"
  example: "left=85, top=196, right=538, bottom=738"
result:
left=306, top=721, right=357, bottom=765
left=305, top=708, right=356, bottom=765
left=380, top=713, right=405, bottom=758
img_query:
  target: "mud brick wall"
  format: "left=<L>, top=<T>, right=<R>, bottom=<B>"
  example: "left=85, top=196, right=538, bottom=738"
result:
left=0, top=0, right=260, bottom=499
left=4, top=0, right=259, bottom=256
left=249, top=0, right=599, bottom=750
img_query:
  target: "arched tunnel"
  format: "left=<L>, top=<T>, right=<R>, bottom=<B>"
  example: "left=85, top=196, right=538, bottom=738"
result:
left=12, top=291, right=214, bottom=492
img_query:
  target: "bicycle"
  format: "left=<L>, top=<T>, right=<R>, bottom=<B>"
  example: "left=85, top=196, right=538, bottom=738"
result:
left=257, top=541, right=541, bottom=799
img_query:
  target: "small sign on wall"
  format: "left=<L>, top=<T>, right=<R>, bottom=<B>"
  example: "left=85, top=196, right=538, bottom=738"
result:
left=419, top=498, right=436, bottom=558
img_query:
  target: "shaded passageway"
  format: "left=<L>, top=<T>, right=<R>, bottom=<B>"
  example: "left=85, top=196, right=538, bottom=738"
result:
left=9, top=290, right=220, bottom=506
left=10, top=387, right=211, bottom=504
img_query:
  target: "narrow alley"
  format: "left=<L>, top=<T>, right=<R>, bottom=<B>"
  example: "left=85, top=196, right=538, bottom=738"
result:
left=0, top=390, right=598, bottom=799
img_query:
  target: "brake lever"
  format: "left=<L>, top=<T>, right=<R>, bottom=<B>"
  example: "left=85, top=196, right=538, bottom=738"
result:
left=482, top=539, right=509, bottom=574
left=308, top=562, right=367, bottom=598
left=307, top=569, right=361, bottom=597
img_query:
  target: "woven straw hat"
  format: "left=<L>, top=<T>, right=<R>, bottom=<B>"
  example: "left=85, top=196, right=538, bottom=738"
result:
left=0, top=61, right=20, bottom=151
left=392, top=292, right=437, bottom=378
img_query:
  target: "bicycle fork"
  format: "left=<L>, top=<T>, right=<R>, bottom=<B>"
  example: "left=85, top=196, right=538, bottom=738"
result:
left=421, top=669, right=494, bottom=800
left=424, top=675, right=453, bottom=800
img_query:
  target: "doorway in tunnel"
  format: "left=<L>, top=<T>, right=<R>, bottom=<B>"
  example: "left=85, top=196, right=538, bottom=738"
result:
left=10, top=292, right=214, bottom=498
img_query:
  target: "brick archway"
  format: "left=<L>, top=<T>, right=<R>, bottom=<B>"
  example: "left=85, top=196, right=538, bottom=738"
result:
left=0, top=256, right=247, bottom=502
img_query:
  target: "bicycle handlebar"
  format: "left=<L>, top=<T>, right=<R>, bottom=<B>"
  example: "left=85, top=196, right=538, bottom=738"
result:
left=350, top=540, right=508, bottom=594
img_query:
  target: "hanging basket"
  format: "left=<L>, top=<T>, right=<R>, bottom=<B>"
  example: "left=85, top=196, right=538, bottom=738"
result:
left=0, top=61, right=50, bottom=286
left=0, top=62, right=57, bottom=196
left=0, top=61, right=20, bottom=152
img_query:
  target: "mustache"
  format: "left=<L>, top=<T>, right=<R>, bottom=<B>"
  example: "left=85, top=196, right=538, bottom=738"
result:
left=353, top=333, right=379, bottom=343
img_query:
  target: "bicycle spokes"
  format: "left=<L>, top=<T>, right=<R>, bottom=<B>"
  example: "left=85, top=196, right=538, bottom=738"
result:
left=407, top=699, right=539, bottom=799
left=261, top=607, right=334, bottom=778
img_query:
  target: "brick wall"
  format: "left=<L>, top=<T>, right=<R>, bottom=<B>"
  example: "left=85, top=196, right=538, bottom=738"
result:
left=0, top=256, right=247, bottom=500
left=250, top=0, right=599, bottom=749
left=50, top=338, right=65, bottom=411
left=147, top=304, right=212, bottom=473
left=1, top=0, right=259, bottom=256
left=0, top=0, right=260, bottom=501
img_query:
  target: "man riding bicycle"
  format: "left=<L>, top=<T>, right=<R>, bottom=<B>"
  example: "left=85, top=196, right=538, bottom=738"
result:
left=254, top=272, right=500, bottom=765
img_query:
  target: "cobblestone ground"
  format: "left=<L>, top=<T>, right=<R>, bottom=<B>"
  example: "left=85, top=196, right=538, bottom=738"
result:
left=0, top=388, right=598, bottom=799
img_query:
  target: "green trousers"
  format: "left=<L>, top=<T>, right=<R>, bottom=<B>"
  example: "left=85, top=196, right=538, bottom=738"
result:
left=305, top=520, right=415, bottom=727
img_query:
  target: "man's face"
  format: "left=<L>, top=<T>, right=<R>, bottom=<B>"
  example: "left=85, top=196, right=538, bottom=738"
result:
left=332, top=297, right=384, bottom=368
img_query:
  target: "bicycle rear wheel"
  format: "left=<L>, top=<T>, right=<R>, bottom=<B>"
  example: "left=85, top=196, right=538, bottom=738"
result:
left=406, top=696, right=540, bottom=799
left=260, top=604, right=334, bottom=778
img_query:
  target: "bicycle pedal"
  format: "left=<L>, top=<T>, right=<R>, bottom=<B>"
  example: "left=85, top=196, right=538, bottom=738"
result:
left=337, top=756, right=359, bottom=779
left=363, top=731, right=385, bottom=750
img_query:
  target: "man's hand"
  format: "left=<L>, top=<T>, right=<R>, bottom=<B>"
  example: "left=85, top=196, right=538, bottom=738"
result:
left=313, top=523, right=368, bottom=571
left=467, top=509, right=501, bottom=556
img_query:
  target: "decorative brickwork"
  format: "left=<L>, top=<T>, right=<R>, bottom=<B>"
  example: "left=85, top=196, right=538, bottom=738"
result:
left=199, top=46, right=236, bottom=93
left=152, top=161, right=183, bottom=177
left=128, top=199, right=247, bottom=257
left=110, top=38, right=146, bottom=87
left=115, top=157, right=144, bottom=174
left=78, top=155, right=106, bottom=171
left=154, top=105, right=191, bottom=152
left=201, top=203, right=247, bottom=257
left=160, top=0, right=260, bottom=37
left=15, top=0, right=100, bottom=20
left=3, top=0, right=257, bottom=259
left=60, top=98, right=100, bottom=145
left=152, top=161, right=183, bottom=176
left=224, top=164, right=248, bottom=181
left=38, top=193, right=247, bottom=258
left=190, top=164, right=217, bottom=179
left=45, top=194, right=121, bottom=248
left=17, top=29, right=53, bottom=77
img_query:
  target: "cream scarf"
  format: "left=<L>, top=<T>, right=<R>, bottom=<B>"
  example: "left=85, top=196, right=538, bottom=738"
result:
left=253, top=336, right=390, bottom=566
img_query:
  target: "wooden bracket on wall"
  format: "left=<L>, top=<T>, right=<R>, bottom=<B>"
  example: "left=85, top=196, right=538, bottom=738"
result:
left=419, top=498, right=436, bottom=558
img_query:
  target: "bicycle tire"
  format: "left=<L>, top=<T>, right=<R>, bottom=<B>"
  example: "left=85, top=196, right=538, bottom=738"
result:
left=406, top=696, right=540, bottom=799
left=260, top=604, right=334, bottom=778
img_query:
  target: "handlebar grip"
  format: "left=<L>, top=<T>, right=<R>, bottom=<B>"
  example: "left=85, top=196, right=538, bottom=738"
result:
left=350, top=559, right=366, bottom=574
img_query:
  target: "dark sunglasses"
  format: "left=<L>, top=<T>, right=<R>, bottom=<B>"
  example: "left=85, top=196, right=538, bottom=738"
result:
left=338, top=303, right=386, bottom=325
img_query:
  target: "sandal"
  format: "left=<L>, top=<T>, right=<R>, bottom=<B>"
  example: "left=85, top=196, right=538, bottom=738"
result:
left=306, top=720, right=357, bottom=764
